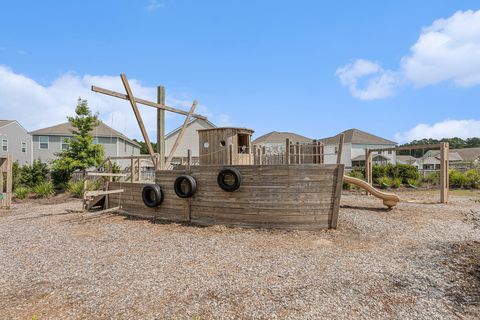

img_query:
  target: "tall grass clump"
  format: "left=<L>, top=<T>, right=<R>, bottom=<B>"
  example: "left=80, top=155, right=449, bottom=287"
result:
left=33, top=181, right=55, bottom=198
left=14, top=187, right=30, bottom=199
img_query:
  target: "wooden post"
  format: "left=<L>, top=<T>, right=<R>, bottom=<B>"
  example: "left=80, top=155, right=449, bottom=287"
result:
left=295, top=142, right=300, bottom=164
left=257, top=148, right=262, bottom=165
left=229, top=144, right=234, bottom=165
left=320, top=143, right=324, bottom=164
left=253, top=145, right=257, bottom=165
left=187, top=149, right=191, bottom=172
left=137, top=159, right=141, bottom=181
left=285, top=138, right=290, bottom=165
left=336, top=133, right=344, bottom=165
left=440, top=142, right=449, bottom=204
left=120, top=74, right=157, bottom=166
left=157, top=86, right=165, bottom=170
left=130, top=158, right=134, bottom=183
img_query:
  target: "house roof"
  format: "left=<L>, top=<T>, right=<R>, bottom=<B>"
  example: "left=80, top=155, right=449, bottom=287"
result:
left=351, top=154, right=391, bottom=161
left=396, top=155, right=418, bottom=164
left=165, top=118, right=216, bottom=139
left=252, top=131, right=312, bottom=145
left=423, top=147, right=480, bottom=162
left=318, top=128, right=397, bottom=146
left=0, top=120, right=15, bottom=128
left=30, top=121, right=141, bottom=147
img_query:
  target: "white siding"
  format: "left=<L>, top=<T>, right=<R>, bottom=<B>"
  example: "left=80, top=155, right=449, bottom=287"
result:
left=165, top=120, right=214, bottom=157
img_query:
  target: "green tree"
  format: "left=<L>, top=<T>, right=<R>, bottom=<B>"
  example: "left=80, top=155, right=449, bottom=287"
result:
left=133, top=139, right=157, bottom=155
left=51, top=98, right=104, bottom=188
left=19, top=160, right=49, bottom=188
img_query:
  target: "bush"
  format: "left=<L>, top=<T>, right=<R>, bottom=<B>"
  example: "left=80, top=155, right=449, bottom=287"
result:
left=423, top=171, right=440, bottom=186
left=407, top=177, right=421, bottom=187
left=349, top=170, right=364, bottom=180
left=33, top=182, right=55, bottom=198
left=377, top=176, right=392, bottom=189
left=66, top=181, right=84, bottom=198
left=372, top=164, right=419, bottom=184
left=449, top=170, right=469, bottom=188
left=14, top=186, right=30, bottom=199
left=391, top=177, right=402, bottom=189
left=465, top=169, right=480, bottom=189
left=20, top=160, right=49, bottom=188
left=51, top=168, right=72, bottom=190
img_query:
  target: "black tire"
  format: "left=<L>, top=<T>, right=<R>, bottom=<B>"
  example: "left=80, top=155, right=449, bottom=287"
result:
left=217, top=167, right=242, bottom=192
left=174, top=175, right=197, bottom=198
left=142, top=184, right=163, bottom=207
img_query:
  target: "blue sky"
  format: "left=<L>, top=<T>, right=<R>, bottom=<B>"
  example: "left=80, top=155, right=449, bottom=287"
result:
left=1, top=0, right=479, bottom=143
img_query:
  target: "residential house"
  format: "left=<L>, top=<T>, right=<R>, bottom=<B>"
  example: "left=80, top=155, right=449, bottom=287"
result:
left=252, top=131, right=312, bottom=154
left=30, top=121, right=141, bottom=166
left=317, top=128, right=397, bottom=168
left=164, top=118, right=216, bottom=158
left=0, top=120, right=32, bottom=165
left=419, top=147, right=480, bottom=170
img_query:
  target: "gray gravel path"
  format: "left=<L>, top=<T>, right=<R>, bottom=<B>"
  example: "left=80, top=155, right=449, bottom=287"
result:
left=0, top=193, right=479, bottom=319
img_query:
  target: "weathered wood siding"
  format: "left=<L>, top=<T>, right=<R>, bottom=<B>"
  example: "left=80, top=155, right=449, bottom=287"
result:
left=109, top=164, right=344, bottom=230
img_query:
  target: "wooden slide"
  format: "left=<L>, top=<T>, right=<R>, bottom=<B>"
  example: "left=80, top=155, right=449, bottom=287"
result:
left=343, top=175, right=401, bottom=208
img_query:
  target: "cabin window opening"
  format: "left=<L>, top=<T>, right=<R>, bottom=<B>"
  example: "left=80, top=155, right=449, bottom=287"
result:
left=220, top=140, right=226, bottom=147
left=203, top=142, right=209, bottom=149
left=237, top=134, right=249, bottom=154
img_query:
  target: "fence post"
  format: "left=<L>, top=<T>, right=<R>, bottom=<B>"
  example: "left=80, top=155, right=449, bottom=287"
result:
left=336, top=134, right=344, bottom=165
left=285, top=138, right=290, bottom=165
left=229, top=144, right=233, bottom=165
left=440, top=142, right=449, bottom=203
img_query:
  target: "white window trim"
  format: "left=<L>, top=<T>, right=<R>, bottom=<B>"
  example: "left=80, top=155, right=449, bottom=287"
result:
left=39, top=136, right=49, bottom=150
left=2, top=139, right=8, bottom=152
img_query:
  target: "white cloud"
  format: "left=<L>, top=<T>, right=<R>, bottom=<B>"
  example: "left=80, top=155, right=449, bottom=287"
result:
left=402, top=9, right=480, bottom=87
left=394, top=119, right=480, bottom=143
left=337, top=9, right=480, bottom=99
left=145, top=0, right=164, bottom=12
left=335, top=59, right=398, bottom=100
left=0, top=65, right=226, bottom=140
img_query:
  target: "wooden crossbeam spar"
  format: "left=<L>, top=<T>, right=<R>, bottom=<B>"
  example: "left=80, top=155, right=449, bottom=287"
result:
left=165, top=100, right=198, bottom=167
left=107, top=155, right=154, bottom=160
left=368, top=143, right=443, bottom=153
left=120, top=74, right=157, bottom=167
left=91, top=85, right=207, bottom=120
left=84, top=189, right=125, bottom=197
left=86, top=172, right=127, bottom=177
left=84, top=206, right=122, bottom=217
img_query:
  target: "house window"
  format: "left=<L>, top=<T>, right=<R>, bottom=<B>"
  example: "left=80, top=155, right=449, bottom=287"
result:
left=2, top=139, right=7, bottom=151
left=93, top=137, right=98, bottom=145
left=21, top=142, right=27, bottom=153
left=39, top=136, right=49, bottom=149
left=334, top=146, right=338, bottom=154
left=61, top=137, right=70, bottom=150
left=388, top=150, right=392, bottom=154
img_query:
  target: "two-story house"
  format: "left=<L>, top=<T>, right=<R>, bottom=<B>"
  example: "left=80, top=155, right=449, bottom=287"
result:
left=30, top=121, right=141, bottom=165
left=318, top=128, right=397, bottom=168
left=0, top=120, right=32, bottom=165
left=252, top=131, right=312, bottom=154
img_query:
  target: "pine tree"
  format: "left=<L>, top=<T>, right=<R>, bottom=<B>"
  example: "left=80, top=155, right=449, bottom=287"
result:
left=51, top=98, right=104, bottom=187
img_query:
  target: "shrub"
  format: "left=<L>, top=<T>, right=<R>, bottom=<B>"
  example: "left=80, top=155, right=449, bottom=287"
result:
left=407, top=177, right=421, bottom=187
left=14, top=187, right=30, bottom=199
left=449, top=170, right=469, bottom=188
left=51, top=168, right=72, bottom=190
left=423, top=171, right=440, bottom=186
left=19, top=160, right=49, bottom=188
left=349, top=170, right=364, bottom=180
left=465, top=169, right=480, bottom=189
left=377, top=176, right=392, bottom=189
left=391, top=177, right=402, bottom=189
left=66, top=181, right=84, bottom=198
left=33, top=182, right=55, bottom=198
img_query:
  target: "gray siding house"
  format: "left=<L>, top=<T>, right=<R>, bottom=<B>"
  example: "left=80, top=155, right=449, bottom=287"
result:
left=252, top=131, right=312, bottom=154
left=30, top=121, right=141, bottom=165
left=0, top=120, right=32, bottom=165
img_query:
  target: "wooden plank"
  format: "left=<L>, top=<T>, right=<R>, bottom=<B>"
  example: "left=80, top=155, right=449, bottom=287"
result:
left=86, top=172, right=127, bottom=177
left=85, top=189, right=125, bottom=197
left=91, top=85, right=207, bottom=120
left=330, top=165, right=344, bottom=228
left=84, top=206, right=122, bottom=218
left=440, top=142, right=449, bottom=204
left=120, top=74, right=157, bottom=166
left=336, top=133, right=344, bottom=165
left=165, top=100, right=198, bottom=167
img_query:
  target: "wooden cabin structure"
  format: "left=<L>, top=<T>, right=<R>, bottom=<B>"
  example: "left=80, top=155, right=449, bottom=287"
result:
left=198, top=127, right=254, bottom=165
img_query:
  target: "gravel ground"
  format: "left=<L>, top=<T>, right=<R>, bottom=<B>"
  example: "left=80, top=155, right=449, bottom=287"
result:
left=0, top=192, right=479, bottom=319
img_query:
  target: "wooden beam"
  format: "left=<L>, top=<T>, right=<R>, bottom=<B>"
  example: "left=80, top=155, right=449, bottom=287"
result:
left=157, top=85, right=165, bottom=169
left=164, top=100, right=198, bottom=168
left=336, top=134, right=344, bottom=165
left=368, top=143, right=443, bottom=153
left=107, top=155, right=152, bottom=160
left=84, top=206, right=122, bottom=218
left=84, top=189, right=125, bottom=197
left=440, top=142, right=449, bottom=204
left=91, top=85, right=207, bottom=120
left=86, top=172, right=127, bottom=177
left=285, top=138, right=290, bottom=165
left=120, top=74, right=157, bottom=166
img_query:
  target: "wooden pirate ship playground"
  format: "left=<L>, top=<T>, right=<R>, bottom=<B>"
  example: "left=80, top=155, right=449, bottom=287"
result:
left=83, top=74, right=453, bottom=230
